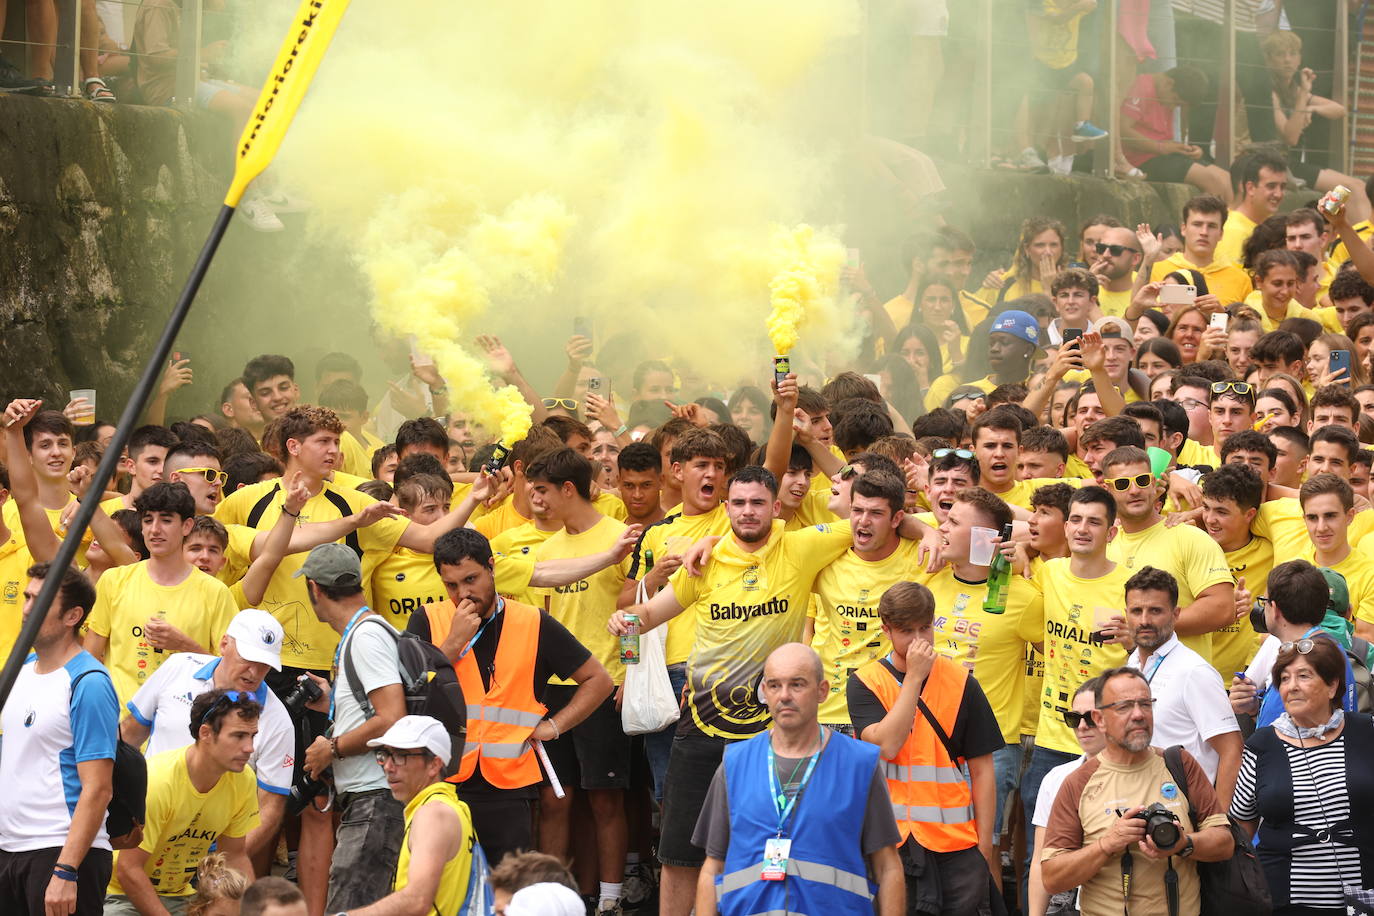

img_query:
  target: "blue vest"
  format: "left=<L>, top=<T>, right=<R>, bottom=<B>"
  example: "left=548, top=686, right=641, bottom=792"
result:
left=716, top=729, right=880, bottom=916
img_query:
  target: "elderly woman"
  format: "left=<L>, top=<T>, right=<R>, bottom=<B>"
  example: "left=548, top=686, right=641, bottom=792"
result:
left=1231, top=635, right=1374, bottom=915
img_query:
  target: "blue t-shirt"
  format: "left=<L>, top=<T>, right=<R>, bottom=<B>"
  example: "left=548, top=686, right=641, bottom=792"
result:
left=1256, top=630, right=1357, bottom=727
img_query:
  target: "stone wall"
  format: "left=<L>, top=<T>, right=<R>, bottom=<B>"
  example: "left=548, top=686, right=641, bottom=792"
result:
left=0, top=95, right=1198, bottom=415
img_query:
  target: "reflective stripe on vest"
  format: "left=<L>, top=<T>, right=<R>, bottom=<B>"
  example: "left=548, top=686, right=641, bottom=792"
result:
left=717, top=858, right=872, bottom=900
left=432, top=599, right=548, bottom=788
left=853, top=656, right=979, bottom=852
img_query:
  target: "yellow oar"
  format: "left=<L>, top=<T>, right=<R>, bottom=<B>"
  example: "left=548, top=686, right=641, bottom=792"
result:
left=0, top=0, right=351, bottom=709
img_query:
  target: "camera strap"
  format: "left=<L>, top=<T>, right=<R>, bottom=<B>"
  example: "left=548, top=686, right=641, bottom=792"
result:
left=1118, top=848, right=1180, bottom=916
left=1119, top=848, right=1133, bottom=915
left=1164, top=858, right=1180, bottom=916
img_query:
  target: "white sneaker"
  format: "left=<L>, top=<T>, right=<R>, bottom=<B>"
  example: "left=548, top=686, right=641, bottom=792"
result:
left=1049, top=154, right=1073, bottom=176
left=260, top=188, right=312, bottom=213
left=1016, top=147, right=1047, bottom=171
left=239, top=196, right=284, bottom=232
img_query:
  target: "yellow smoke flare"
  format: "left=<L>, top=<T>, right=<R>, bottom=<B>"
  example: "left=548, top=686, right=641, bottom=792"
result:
left=360, top=190, right=571, bottom=444
left=765, top=224, right=844, bottom=356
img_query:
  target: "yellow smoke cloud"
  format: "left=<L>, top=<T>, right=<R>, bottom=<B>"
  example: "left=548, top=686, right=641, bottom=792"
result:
left=273, top=1, right=861, bottom=424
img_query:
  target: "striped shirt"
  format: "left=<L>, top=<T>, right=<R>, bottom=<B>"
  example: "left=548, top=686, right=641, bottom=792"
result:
left=1231, top=734, right=1362, bottom=907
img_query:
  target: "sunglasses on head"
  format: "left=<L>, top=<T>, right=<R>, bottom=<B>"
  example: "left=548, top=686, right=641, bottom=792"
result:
left=1094, top=242, right=1139, bottom=257
left=542, top=398, right=578, bottom=410
left=1062, top=709, right=1097, bottom=729
left=932, top=448, right=975, bottom=460
left=1280, top=637, right=1317, bottom=655
left=1104, top=473, right=1152, bottom=491
left=179, top=467, right=228, bottom=487
left=198, top=690, right=247, bottom=726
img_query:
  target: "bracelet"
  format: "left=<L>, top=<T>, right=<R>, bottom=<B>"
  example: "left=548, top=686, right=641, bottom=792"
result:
left=545, top=718, right=559, bottom=740
left=330, top=736, right=341, bottom=760
left=54, top=862, right=79, bottom=875
left=614, top=424, right=629, bottom=437
left=51, top=869, right=77, bottom=882
left=429, top=385, right=448, bottom=395
left=281, top=505, right=300, bottom=518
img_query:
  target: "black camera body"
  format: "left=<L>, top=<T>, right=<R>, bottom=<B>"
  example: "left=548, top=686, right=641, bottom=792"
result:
left=1135, top=802, right=1182, bottom=849
left=281, top=673, right=323, bottom=718
left=280, top=675, right=331, bottom=815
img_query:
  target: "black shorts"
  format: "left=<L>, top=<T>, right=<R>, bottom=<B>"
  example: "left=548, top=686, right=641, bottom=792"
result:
left=657, top=731, right=732, bottom=867
left=543, top=685, right=632, bottom=790
left=459, top=793, right=534, bottom=868
left=1030, top=60, right=1076, bottom=93
left=1289, top=158, right=1323, bottom=188
left=0, top=847, right=112, bottom=916
left=1139, top=152, right=1198, bottom=184
left=265, top=665, right=332, bottom=785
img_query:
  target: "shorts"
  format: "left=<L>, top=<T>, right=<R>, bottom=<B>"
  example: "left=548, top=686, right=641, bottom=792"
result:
left=543, top=685, right=632, bottom=790
left=195, top=78, right=241, bottom=110
left=104, top=893, right=188, bottom=915
left=1139, top=152, right=1198, bottom=184
left=0, top=847, right=111, bottom=916
left=1031, top=61, right=1077, bottom=93
left=1289, top=158, right=1323, bottom=188
left=266, top=665, right=332, bottom=786
left=658, top=731, right=733, bottom=867
left=327, top=789, right=406, bottom=911
left=459, top=793, right=533, bottom=868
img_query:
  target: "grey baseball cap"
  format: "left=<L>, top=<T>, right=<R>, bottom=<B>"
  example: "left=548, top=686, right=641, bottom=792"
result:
left=293, top=543, right=362, bottom=587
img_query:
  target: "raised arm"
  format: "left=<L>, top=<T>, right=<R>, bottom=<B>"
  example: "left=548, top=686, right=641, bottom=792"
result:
left=396, top=472, right=497, bottom=552
left=477, top=334, right=548, bottom=424
left=529, top=524, right=641, bottom=587
left=763, top=374, right=800, bottom=482
left=240, top=472, right=311, bottom=607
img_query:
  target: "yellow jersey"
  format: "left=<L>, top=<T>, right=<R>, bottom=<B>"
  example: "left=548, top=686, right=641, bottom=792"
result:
left=1261, top=497, right=1374, bottom=560
left=371, top=547, right=449, bottom=631
left=923, top=373, right=1000, bottom=412
left=1307, top=547, right=1374, bottom=627
left=538, top=515, right=629, bottom=685
left=2, top=498, right=92, bottom=568
left=1177, top=438, right=1219, bottom=469
left=85, top=563, right=237, bottom=707
left=626, top=504, right=731, bottom=664
left=1212, top=536, right=1272, bottom=686
left=1150, top=253, right=1253, bottom=307
left=0, top=535, right=29, bottom=670
left=490, top=522, right=558, bottom=607
left=394, top=782, right=475, bottom=913
left=1214, top=209, right=1258, bottom=265
left=993, top=477, right=1082, bottom=511
left=1098, top=287, right=1133, bottom=318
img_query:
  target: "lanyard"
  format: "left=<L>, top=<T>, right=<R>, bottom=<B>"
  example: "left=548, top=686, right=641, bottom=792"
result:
left=765, top=726, right=825, bottom=837
left=458, top=597, right=505, bottom=661
left=330, top=606, right=372, bottom=720
left=1143, top=646, right=1173, bottom=684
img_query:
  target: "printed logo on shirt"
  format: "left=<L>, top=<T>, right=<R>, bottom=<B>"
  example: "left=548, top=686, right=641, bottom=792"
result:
left=23, top=707, right=35, bottom=727
left=742, top=567, right=761, bottom=591
left=3, top=580, right=16, bottom=603
left=395, top=573, right=406, bottom=582
left=707, top=597, right=790, bottom=621
left=553, top=580, right=590, bottom=594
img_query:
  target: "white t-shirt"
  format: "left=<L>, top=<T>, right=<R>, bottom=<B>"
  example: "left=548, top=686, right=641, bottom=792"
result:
left=1244, top=635, right=1281, bottom=691
left=333, top=615, right=402, bottom=793
left=1130, top=633, right=1240, bottom=781
left=1033, top=755, right=1087, bottom=829
left=0, top=651, right=118, bottom=852
left=125, top=652, right=296, bottom=794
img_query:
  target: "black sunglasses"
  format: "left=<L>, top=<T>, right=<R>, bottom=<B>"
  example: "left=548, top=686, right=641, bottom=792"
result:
left=1094, top=242, right=1140, bottom=257
left=1063, top=709, right=1097, bottom=729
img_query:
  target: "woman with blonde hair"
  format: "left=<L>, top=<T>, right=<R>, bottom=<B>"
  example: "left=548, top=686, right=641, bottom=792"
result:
left=1306, top=332, right=1369, bottom=389
left=978, top=217, right=1067, bottom=303
left=187, top=853, right=250, bottom=916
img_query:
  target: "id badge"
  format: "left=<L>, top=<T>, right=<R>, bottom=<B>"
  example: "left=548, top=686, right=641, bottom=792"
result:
left=761, top=837, right=791, bottom=881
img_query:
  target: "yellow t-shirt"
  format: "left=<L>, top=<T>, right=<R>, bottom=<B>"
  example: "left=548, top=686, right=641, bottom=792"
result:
left=1260, top=497, right=1374, bottom=561
left=883, top=294, right=916, bottom=331
left=86, top=563, right=238, bottom=707
left=1107, top=520, right=1232, bottom=661
left=627, top=504, right=731, bottom=665
left=216, top=523, right=258, bottom=590
left=1311, top=304, right=1345, bottom=334
left=330, top=470, right=371, bottom=492
left=993, top=477, right=1082, bottom=511
left=108, top=748, right=259, bottom=898
left=1241, top=294, right=1322, bottom=333
left=914, top=565, right=1037, bottom=744
left=1150, top=253, right=1254, bottom=306
left=977, top=267, right=1045, bottom=305
left=1026, top=559, right=1133, bottom=754
left=214, top=478, right=408, bottom=669
left=538, top=515, right=629, bottom=685
left=98, top=494, right=134, bottom=516
left=338, top=430, right=375, bottom=480
left=490, top=522, right=558, bottom=607
left=1307, top=547, right=1374, bottom=626
left=810, top=540, right=925, bottom=724
left=1030, top=0, right=1088, bottom=69
left=1212, top=536, right=1273, bottom=686
left=1177, top=438, right=1219, bottom=469
left=1214, top=209, right=1258, bottom=266
left=1, top=498, right=93, bottom=568
left=1097, top=287, right=1133, bottom=318
left=1063, top=454, right=1095, bottom=480
left=960, top=290, right=992, bottom=328
left=923, top=373, right=999, bottom=412
left=597, top=492, right=629, bottom=522
left=371, top=547, right=448, bottom=631
left=0, top=536, right=30, bottom=669
left=669, top=520, right=853, bottom=739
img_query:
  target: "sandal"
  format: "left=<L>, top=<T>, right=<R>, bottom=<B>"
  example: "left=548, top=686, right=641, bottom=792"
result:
left=83, top=76, right=115, bottom=103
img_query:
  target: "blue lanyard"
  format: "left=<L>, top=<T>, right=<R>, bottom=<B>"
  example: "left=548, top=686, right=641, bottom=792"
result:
left=458, top=597, right=505, bottom=661
left=330, top=606, right=372, bottom=720
left=765, top=726, right=825, bottom=836
left=1144, top=646, right=1173, bottom=684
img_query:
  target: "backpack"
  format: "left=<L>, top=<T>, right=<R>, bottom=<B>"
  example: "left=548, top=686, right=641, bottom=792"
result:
left=71, top=669, right=147, bottom=849
left=457, top=836, right=495, bottom=916
left=343, top=616, right=467, bottom=777
left=1346, top=636, right=1373, bottom=714
left=1162, top=745, right=1271, bottom=916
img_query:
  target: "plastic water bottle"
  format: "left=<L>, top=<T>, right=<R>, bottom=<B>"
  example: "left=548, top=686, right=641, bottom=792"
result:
left=982, top=523, right=1015, bottom=615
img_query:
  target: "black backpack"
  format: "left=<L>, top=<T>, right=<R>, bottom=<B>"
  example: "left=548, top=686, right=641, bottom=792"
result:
left=343, top=616, right=467, bottom=777
left=1162, top=745, right=1271, bottom=916
left=71, top=670, right=147, bottom=848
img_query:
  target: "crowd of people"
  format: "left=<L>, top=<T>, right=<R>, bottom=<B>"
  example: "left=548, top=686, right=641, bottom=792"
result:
left=5, top=141, right=1374, bottom=916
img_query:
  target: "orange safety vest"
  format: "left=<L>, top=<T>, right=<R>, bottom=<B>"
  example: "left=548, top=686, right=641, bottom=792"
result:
left=854, top=655, right=978, bottom=852
left=425, top=599, right=547, bottom=789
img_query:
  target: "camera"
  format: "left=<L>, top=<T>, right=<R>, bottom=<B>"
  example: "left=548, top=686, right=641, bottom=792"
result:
left=1135, top=802, right=1182, bottom=849
left=280, top=675, right=331, bottom=815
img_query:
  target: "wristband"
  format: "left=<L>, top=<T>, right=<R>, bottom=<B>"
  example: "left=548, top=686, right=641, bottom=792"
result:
left=51, top=869, right=77, bottom=882
left=330, top=736, right=341, bottom=760
left=429, top=385, right=448, bottom=395
left=54, top=862, right=79, bottom=875
left=545, top=718, right=559, bottom=740
left=614, top=424, right=629, bottom=437
left=281, top=505, right=300, bottom=518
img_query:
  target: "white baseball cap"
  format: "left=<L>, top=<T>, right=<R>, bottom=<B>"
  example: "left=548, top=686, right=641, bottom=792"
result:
left=225, top=609, right=284, bottom=671
left=507, top=883, right=585, bottom=916
left=367, top=715, right=452, bottom=765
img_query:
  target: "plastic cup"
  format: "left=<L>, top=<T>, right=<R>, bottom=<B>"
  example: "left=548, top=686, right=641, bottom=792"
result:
left=969, top=526, right=998, bottom=566
left=68, top=389, right=95, bottom=426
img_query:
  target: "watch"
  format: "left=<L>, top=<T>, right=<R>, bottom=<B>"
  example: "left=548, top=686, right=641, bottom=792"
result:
left=1178, top=835, right=1195, bottom=858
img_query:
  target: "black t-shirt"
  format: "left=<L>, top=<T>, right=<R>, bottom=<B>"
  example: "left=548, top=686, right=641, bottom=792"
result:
left=407, top=602, right=591, bottom=797
left=846, top=658, right=1006, bottom=759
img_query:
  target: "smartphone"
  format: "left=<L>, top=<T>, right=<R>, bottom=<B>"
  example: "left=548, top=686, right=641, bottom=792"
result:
left=572, top=316, right=592, bottom=345
left=172, top=350, right=188, bottom=364
left=1159, top=284, right=1198, bottom=306
left=1330, top=349, right=1352, bottom=382
left=1062, top=328, right=1084, bottom=346
left=1209, top=312, right=1228, bottom=331
left=587, top=376, right=605, bottom=392
left=483, top=443, right=511, bottom=476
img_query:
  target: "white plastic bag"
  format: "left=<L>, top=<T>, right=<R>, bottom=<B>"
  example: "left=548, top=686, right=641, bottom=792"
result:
left=620, top=581, right=680, bottom=735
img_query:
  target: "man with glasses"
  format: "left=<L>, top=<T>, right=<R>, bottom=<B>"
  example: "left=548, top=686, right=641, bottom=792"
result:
left=1040, top=667, right=1234, bottom=916
left=104, top=688, right=262, bottom=916
left=1207, top=380, right=1257, bottom=459
left=1168, top=376, right=1219, bottom=469
left=1088, top=228, right=1144, bottom=318
left=350, top=716, right=486, bottom=916
left=85, top=482, right=239, bottom=708
left=1231, top=560, right=1361, bottom=728
left=165, top=442, right=229, bottom=516
left=1101, top=446, right=1234, bottom=661
left=1123, top=567, right=1242, bottom=808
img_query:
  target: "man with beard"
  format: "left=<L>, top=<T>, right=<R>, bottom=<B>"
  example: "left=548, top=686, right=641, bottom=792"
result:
left=1123, top=567, right=1242, bottom=808
left=1089, top=226, right=1145, bottom=317
left=1040, top=668, right=1234, bottom=916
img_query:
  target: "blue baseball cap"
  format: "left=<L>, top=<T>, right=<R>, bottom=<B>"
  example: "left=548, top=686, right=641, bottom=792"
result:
left=988, top=310, right=1040, bottom=348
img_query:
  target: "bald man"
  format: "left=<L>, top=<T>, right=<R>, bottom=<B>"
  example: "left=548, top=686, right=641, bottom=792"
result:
left=692, top=644, right=904, bottom=916
left=1090, top=226, right=1145, bottom=318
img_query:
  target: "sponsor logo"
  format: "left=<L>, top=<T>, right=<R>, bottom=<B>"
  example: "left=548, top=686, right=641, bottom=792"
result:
left=707, top=597, right=791, bottom=621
